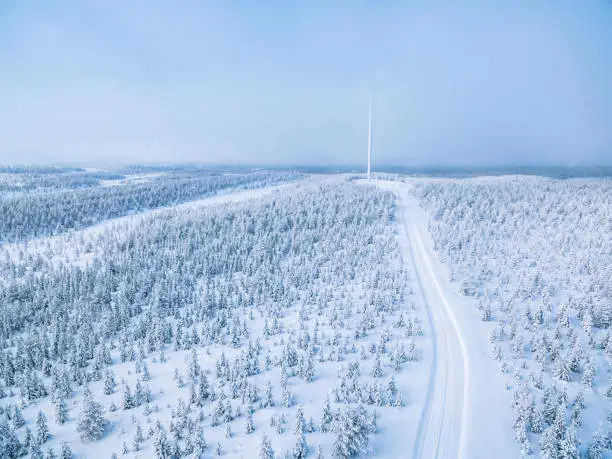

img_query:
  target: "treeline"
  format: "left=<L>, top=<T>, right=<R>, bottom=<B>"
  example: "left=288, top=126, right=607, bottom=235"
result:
left=0, top=171, right=126, bottom=194
left=0, top=166, right=85, bottom=174
left=0, top=172, right=302, bottom=242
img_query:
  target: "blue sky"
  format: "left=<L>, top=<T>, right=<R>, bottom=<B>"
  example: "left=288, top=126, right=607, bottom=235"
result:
left=1, top=1, right=611, bottom=166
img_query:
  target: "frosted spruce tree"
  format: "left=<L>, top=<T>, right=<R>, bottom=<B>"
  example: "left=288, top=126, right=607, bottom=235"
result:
left=332, top=405, right=370, bottom=458
left=0, top=420, right=21, bottom=458
left=293, top=432, right=308, bottom=459
left=258, top=434, right=274, bottom=459
left=36, top=410, right=49, bottom=444
left=77, top=388, right=106, bottom=441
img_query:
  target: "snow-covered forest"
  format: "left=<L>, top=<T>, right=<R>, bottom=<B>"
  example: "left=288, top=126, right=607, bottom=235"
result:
left=414, top=176, right=612, bottom=458
left=1, top=170, right=610, bottom=458
left=0, top=174, right=425, bottom=458
left=0, top=171, right=301, bottom=242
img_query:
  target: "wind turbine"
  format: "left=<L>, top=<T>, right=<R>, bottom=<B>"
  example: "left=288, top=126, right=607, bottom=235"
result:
left=367, top=96, right=372, bottom=181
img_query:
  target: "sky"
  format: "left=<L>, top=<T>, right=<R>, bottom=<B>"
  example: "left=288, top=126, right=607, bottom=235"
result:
left=1, top=1, right=611, bottom=167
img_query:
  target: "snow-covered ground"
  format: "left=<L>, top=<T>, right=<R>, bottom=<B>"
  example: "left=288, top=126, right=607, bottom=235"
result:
left=100, top=173, right=166, bottom=187
left=1, top=172, right=609, bottom=458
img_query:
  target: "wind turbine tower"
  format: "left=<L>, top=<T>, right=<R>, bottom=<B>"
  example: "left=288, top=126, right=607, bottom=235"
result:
left=367, top=96, right=372, bottom=181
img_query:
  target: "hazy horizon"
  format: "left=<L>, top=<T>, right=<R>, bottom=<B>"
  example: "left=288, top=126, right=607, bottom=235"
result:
left=1, top=1, right=611, bottom=166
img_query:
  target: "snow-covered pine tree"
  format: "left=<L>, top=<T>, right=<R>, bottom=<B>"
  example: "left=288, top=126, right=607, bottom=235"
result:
left=103, top=370, right=115, bottom=395
left=331, top=405, right=370, bottom=458
left=559, top=421, right=579, bottom=458
left=246, top=410, right=255, bottom=434
left=372, top=354, right=383, bottom=378
left=586, top=429, right=606, bottom=459
left=59, top=442, right=72, bottom=459
left=263, top=381, right=274, bottom=408
left=193, top=427, right=207, bottom=457
left=77, top=388, right=106, bottom=442
left=132, top=424, right=143, bottom=452
left=294, top=405, right=306, bottom=435
left=258, top=434, right=274, bottom=459
left=54, top=398, right=68, bottom=425
left=153, top=423, right=171, bottom=459
left=122, top=383, right=134, bottom=410
left=0, top=419, right=21, bottom=458
left=36, top=410, right=49, bottom=444
left=10, top=405, right=25, bottom=429
left=321, top=395, right=333, bottom=432
left=293, top=432, right=307, bottom=459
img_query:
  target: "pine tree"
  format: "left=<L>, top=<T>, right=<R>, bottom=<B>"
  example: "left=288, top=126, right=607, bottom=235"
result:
left=36, top=410, right=49, bottom=444
left=188, top=349, right=201, bottom=382
left=301, top=353, right=314, bottom=383
left=0, top=420, right=21, bottom=458
left=581, top=357, right=595, bottom=387
left=246, top=410, right=255, bottom=434
left=321, top=396, right=333, bottom=432
left=293, top=432, right=307, bottom=459
left=54, top=398, right=68, bottom=425
left=282, top=385, right=293, bottom=408
left=59, top=442, right=72, bottom=459
left=197, top=374, right=210, bottom=405
left=540, top=424, right=559, bottom=459
left=193, top=427, right=207, bottom=457
left=103, top=370, right=116, bottom=395
left=587, top=429, right=605, bottom=459
left=142, top=363, right=151, bottom=381
left=153, top=423, right=171, bottom=459
left=263, top=381, right=274, bottom=408
left=553, top=354, right=571, bottom=382
left=386, top=377, right=397, bottom=405
left=12, top=406, right=25, bottom=428
left=530, top=407, right=544, bottom=434
left=332, top=405, right=370, bottom=458
left=23, top=427, right=32, bottom=451
left=370, top=411, right=377, bottom=433
left=77, top=389, right=106, bottom=441
left=30, top=440, right=44, bottom=459
left=258, top=434, right=274, bottom=459
left=122, top=383, right=134, bottom=410
left=372, top=354, right=383, bottom=378
left=560, top=421, right=579, bottom=458
left=132, top=424, right=144, bottom=452
left=294, top=406, right=306, bottom=435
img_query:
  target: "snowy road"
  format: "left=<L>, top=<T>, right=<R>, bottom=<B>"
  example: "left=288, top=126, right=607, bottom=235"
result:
left=395, top=183, right=467, bottom=459
left=375, top=180, right=519, bottom=459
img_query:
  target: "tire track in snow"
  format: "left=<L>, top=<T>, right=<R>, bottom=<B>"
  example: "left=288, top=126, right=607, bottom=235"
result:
left=394, top=183, right=469, bottom=459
